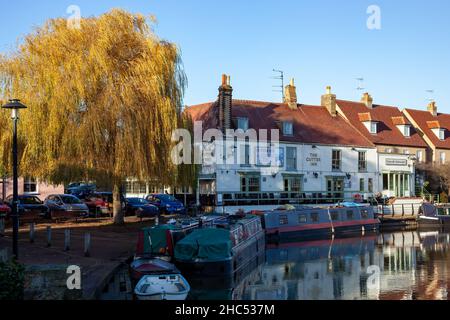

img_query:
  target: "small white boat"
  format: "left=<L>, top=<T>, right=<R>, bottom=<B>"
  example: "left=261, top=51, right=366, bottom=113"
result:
left=134, top=274, right=191, bottom=300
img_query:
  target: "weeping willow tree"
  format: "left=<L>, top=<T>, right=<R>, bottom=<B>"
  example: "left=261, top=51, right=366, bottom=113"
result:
left=0, top=9, right=192, bottom=224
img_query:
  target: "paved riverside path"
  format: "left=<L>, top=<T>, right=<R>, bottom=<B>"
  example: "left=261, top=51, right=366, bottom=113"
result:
left=0, top=217, right=158, bottom=300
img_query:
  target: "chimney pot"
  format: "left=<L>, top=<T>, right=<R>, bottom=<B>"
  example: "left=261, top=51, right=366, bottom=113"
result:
left=322, top=86, right=337, bottom=117
left=221, top=74, right=227, bottom=86
left=284, top=78, right=298, bottom=110
left=218, top=74, right=233, bottom=132
left=361, top=92, right=373, bottom=109
left=428, top=101, right=437, bottom=116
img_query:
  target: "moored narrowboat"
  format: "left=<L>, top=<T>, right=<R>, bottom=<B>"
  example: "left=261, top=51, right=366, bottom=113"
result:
left=135, top=216, right=226, bottom=260
left=417, top=203, right=450, bottom=227
left=262, top=204, right=379, bottom=241
left=174, top=215, right=265, bottom=277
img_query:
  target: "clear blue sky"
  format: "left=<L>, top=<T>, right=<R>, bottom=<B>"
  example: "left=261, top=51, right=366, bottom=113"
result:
left=1, top=0, right=449, bottom=112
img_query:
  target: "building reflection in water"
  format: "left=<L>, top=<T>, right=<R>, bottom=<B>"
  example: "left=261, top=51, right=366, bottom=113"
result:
left=239, top=230, right=450, bottom=300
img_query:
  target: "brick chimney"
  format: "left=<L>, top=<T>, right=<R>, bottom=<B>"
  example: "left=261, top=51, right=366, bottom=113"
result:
left=321, top=86, right=337, bottom=117
left=218, top=74, right=233, bottom=132
left=284, top=78, right=298, bottom=110
left=427, top=101, right=437, bottom=116
left=361, top=92, right=373, bottom=109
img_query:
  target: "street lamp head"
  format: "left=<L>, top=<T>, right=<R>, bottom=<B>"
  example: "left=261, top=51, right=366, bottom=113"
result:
left=2, top=99, right=27, bottom=110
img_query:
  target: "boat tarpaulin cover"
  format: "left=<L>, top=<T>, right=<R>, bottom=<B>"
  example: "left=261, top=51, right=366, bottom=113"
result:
left=143, top=225, right=177, bottom=254
left=175, top=228, right=232, bottom=262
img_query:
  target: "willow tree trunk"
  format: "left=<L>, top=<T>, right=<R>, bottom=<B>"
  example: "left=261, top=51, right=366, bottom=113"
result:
left=113, top=183, right=124, bottom=225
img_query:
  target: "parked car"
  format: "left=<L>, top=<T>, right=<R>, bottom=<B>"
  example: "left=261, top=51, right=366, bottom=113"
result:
left=5, top=195, right=50, bottom=219
left=66, top=183, right=97, bottom=200
left=83, top=192, right=125, bottom=217
left=145, top=194, right=186, bottom=215
left=125, top=198, right=159, bottom=217
left=44, top=194, right=90, bottom=218
left=0, top=200, right=11, bottom=218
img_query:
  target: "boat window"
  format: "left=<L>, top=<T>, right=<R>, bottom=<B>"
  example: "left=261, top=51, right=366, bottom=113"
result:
left=330, top=211, right=340, bottom=221
left=346, top=210, right=354, bottom=220
left=310, top=212, right=320, bottom=223
left=298, top=214, right=307, bottom=224
left=361, top=209, right=369, bottom=219
left=279, top=215, right=289, bottom=225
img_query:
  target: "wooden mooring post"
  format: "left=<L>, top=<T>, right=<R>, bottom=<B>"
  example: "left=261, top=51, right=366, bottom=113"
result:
left=30, top=223, right=35, bottom=243
left=46, top=226, right=52, bottom=247
left=0, top=217, right=5, bottom=237
left=64, top=229, right=71, bottom=251
left=84, top=233, right=91, bottom=257
left=0, top=248, right=8, bottom=263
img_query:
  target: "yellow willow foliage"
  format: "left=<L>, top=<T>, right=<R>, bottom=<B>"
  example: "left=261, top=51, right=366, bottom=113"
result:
left=0, top=9, right=189, bottom=188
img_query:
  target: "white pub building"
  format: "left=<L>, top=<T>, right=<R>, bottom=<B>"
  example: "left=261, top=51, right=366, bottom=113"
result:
left=185, top=75, right=419, bottom=211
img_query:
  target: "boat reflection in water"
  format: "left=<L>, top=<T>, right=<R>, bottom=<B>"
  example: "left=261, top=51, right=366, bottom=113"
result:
left=235, top=230, right=450, bottom=300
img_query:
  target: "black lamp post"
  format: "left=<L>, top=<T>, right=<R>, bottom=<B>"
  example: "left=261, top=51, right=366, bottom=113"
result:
left=2, top=99, right=27, bottom=259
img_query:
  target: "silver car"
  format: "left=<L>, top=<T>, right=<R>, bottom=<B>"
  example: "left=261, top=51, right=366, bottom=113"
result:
left=45, top=194, right=90, bottom=217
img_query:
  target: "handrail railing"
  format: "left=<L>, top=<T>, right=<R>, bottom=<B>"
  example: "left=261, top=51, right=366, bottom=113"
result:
left=217, top=191, right=372, bottom=206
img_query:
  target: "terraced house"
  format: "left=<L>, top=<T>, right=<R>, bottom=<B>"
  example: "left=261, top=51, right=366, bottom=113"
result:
left=404, top=102, right=450, bottom=165
left=186, top=76, right=403, bottom=211
left=336, top=93, right=428, bottom=198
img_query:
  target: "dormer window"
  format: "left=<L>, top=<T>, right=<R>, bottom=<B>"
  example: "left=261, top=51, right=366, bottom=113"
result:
left=362, top=121, right=378, bottom=134
left=237, top=117, right=249, bottom=131
left=396, top=124, right=411, bottom=137
left=431, top=128, right=445, bottom=140
left=283, top=122, right=294, bottom=136
left=358, top=113, right=378, bottom=134
left=439, top=129, right=445, bottom=140
left=369, top=122, right=378, bottom=134
left=427, top=121, right=445, bottom=141
left=392, top=117, right=410, bottom=137
left=403, top=125, right=411, bottom=137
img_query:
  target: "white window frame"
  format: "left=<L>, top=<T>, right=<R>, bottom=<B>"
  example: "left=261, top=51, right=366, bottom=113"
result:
left=23, top=177, right=39, bottom=195
left=237, top=117, right=249, bottom=131
left=439, top=129, right=445, bottom=141
left=403, top=125, right=411, bottom=137
left=440, top=152, right=446, bottom=165
left=369, top=122, right=378, bottom=134
left=416, top=150, right=423, bottom=162
left=286, top=147, right=297, bottom=171
left=358, top=151, right=367, bottom=172
left=283, top=122, right=294, bottom=136
left=332, top=150, right=342, bottom=171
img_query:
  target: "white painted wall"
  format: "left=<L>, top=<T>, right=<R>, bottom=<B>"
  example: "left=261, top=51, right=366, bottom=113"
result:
left=203, top=140, right=379, bottom=198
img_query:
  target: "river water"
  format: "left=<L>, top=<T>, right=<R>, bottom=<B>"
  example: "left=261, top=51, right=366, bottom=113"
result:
left=188, top=229, right=450, bottom=300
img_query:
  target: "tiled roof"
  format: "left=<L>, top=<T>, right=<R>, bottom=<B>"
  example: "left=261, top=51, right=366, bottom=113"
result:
left=405, top=108, right=450, bottom=149
left=391, top=116, right=408, bottom=125
left=336, top=100, right=427, bottom=148
left=185, top=100, right=375, bottom=148
left=427, top=120, right=441, bottom=129
left=358, top=113, right=373, bottom=122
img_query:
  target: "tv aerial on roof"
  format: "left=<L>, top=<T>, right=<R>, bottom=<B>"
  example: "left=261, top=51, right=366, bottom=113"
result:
left=356, top=77, right=365, bottom=92
left=426, top=89, right=435, bottom=102
left=271, top=69, right=285, bottom=102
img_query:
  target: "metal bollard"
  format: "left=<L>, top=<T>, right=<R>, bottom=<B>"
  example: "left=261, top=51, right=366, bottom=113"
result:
left=46, top=226, right=52, bottom=247
left=64, top=229, right=71, bottom=251
left=0, top=217, right=5, bottom=237
left=0, top=248, right=8, bottom=263
left=84, top=233, right=91, bottom=257
left=30, top=223, right=35, bottom=243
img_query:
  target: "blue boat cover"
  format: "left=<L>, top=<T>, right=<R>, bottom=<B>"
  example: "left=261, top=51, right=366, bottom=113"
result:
left=174, top=228, right=232, bottom=262
left=143, top=225, right=177, bottom=254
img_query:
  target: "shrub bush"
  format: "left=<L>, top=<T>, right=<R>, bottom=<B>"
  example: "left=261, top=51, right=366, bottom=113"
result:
left=0, top=260, right=25, bottom=300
